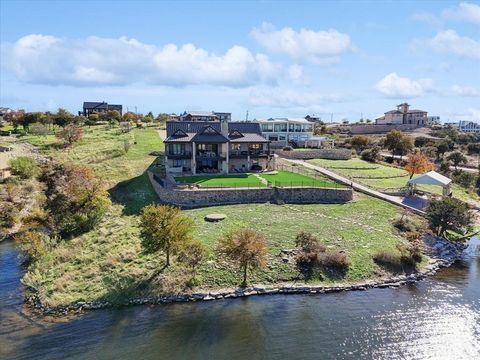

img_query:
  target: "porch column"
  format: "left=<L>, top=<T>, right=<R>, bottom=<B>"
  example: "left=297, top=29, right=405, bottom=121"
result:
left=225, top=142, right=229, bottom=174
left=192, top=141, right=196, bottom=175
left=247, top=143, right=251, bottom=170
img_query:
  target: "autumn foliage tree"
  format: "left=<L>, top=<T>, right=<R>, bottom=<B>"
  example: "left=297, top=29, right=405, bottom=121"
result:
left=405, top=151, right=434, bottom=179
left=40, top=163, right=111, bottom=237
left=56, top=123, right=83, bottom=145
left=217, top=228, right=268, bottom=287
left=139, top=205, right=193, bottom=266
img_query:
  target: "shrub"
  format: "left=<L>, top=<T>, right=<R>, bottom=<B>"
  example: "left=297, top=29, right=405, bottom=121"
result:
left=15, top=230, right=47, bottom=263
left=467, top=143, right=480, bottom=155
left=9, top=156, right=40, bottom=179
left=0, top=202, right=20, bottom=228
left=360, top=147, right=380, bottom=163
left=282, top=146, right=293, bottom=151
left=373, top=251, right=402, bottom=268
left=295, top=232, right=326, bottom=265
left=56, top=123, right=83, bottom=145
left=453, top=171, right=475, bottom=189
left=29, top=123, right=50, bottom=136
left=317, top=250, right=350, bottom=270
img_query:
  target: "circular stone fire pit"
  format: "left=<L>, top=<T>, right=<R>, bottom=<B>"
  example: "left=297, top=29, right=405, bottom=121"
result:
left=204, top=213, right=227, bottom=222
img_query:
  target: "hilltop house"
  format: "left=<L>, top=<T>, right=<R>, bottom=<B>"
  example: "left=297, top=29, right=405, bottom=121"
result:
left=179, top=111, right=231, bottom=122
left=80, top=102, right=123, bottom=117
left=458, top=120, right=480, bottom=133
left=164, top=119, right=272, bottom=175
left=376, top=103, right=432, bottom=126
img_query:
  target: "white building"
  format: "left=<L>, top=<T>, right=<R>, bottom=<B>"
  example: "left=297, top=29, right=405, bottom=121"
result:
left=458, top=120, right=480, bottom=133
left=254, top=118, right=333, bottom=148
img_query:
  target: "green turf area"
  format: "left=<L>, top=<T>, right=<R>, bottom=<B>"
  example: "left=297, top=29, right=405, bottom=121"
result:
left=23, top=195, right=422, bottom=306
left=175, top=171, right=342, bottom=188
left=261, top=170, right=341, bottom=188
left=308, top=158, right=478, bottom=203
left=175, top=174, right=265, bottom=188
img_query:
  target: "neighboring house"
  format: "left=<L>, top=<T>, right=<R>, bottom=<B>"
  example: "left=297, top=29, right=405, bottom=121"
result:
left=254, top=117, right=333, bottom=148
left=168, top=113, right=180, bottom=121
left=179, top=111, right=231, bottom=122
left=458, top=120, right=480, bottom=133
left=80, top=102, right=123, bottom=117
left=376, top=103, right=430, bottom=126
left=304, top=114, right=321, bottom=123
left=164, top=120, right=272, bottom=175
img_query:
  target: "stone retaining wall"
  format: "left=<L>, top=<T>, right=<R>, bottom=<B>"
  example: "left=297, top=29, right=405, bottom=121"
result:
left=274, top=148, right=352, bottom=160
left=149, top=173, right=352, bottom=208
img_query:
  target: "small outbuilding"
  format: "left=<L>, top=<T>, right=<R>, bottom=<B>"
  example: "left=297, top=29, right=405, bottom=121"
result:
left=407, top=170, right=452, bottom=197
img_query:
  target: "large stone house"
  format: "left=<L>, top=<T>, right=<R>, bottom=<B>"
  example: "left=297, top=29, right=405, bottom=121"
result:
left=376, top=103, right=430, bottom=126
left=164, top=120, right=272, bottom=175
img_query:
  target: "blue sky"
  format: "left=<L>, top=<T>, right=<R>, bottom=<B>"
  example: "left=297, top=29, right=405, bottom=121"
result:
left=1, top=0, right=479, bottom=122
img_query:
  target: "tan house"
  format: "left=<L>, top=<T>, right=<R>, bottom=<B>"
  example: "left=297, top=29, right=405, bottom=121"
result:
left=376, top=103, right=429, bottom=126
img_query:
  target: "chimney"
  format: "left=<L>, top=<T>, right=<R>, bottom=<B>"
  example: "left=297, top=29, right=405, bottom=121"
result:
left=220, top=117, right=228, bottom=136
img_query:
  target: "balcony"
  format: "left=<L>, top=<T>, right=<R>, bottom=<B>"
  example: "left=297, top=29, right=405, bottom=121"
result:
left=229, top=150, right=271, bottom=158
left=166, top=151, right=192, bottom=159
left=196, top=151, right=227, bottom=160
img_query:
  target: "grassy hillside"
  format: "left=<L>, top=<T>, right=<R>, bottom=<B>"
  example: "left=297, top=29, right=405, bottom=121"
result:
left=23, top=196, right=418, bottom=306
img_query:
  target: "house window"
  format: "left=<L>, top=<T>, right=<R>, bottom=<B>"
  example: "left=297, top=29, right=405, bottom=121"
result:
left=231, top=143, right=241, bottom=151
left=172, top=159, right=184, bottom=167
left=170, top=143, right=185, bottom=155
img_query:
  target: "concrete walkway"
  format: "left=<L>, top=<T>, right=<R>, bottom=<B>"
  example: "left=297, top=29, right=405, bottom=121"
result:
left=281, top=157, right=425, bottom=215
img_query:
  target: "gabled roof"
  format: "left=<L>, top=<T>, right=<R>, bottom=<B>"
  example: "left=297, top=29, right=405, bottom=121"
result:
left=165, top=121, right=267, bottom=143
left=408, top=171, right=451, bottom=186
left=228, top=129, right=244, bottom=138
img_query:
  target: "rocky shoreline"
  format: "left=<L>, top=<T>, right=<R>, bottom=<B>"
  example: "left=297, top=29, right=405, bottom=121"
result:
left=25, top=236, right=467, bottom=316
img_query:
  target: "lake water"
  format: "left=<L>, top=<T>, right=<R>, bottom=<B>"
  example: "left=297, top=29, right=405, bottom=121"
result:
left=1, top=237, right=479, bottom=360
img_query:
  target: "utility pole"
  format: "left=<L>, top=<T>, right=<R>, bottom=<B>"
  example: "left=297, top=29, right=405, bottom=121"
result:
left=245, top=110, right=249, bottom=122
left=330, top=113, right=333, bottom=123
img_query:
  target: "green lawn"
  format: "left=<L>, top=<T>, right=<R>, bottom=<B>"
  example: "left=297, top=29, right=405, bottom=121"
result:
left=308, top=158, right=478, bottom=203
left=175, top=174, right=265, bottom=188
left=261, top=170, right=341, bottom=188
left=23, top=195, right=420, bottom=306
left=175, top=171, right=342, bottom=188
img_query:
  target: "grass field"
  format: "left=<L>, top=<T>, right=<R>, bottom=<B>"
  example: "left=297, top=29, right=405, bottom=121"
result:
left=175, top=174, right=265, bottom=188
left=20, top=125, right=164, bottom=184
left=308, top=158, right=478, bottom=203
left=23, top=195, right=420, bottom=306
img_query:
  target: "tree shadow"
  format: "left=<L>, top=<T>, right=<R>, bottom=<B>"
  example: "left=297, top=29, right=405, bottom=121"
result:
left=109, top=159, right=162, bottom=215
left=101, top=264, right=168, bottom=305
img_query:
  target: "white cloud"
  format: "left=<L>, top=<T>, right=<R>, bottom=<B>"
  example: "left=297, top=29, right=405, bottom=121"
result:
left=426, top=30, right=480, bottom=59
left=248, top=87, right=341, bottom=110
left=2, top=34, right=279, bottom=87
left=375, top=73, right=434, bottom=98
left=443, top=2, right=480, bottom=25
left=411, top=12, right=442, bottom=27
left=451, top=84, right=479, bottom=96
left=251, top=22, right=351, bottom=64
left=454, top=108, right=480, bottom=122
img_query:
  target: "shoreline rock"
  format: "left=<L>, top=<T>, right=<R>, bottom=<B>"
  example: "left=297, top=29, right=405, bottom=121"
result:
left=24, top=236, right=469, bottom=316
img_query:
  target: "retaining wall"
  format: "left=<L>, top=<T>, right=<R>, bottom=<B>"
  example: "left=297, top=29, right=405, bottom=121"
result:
left=274, top=148, right=352, bottom=160
left=149, top=173, right=352, bottom=208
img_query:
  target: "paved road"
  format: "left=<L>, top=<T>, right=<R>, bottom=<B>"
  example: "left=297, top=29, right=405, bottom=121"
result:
left=281, top=157, right=425, bottom=215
